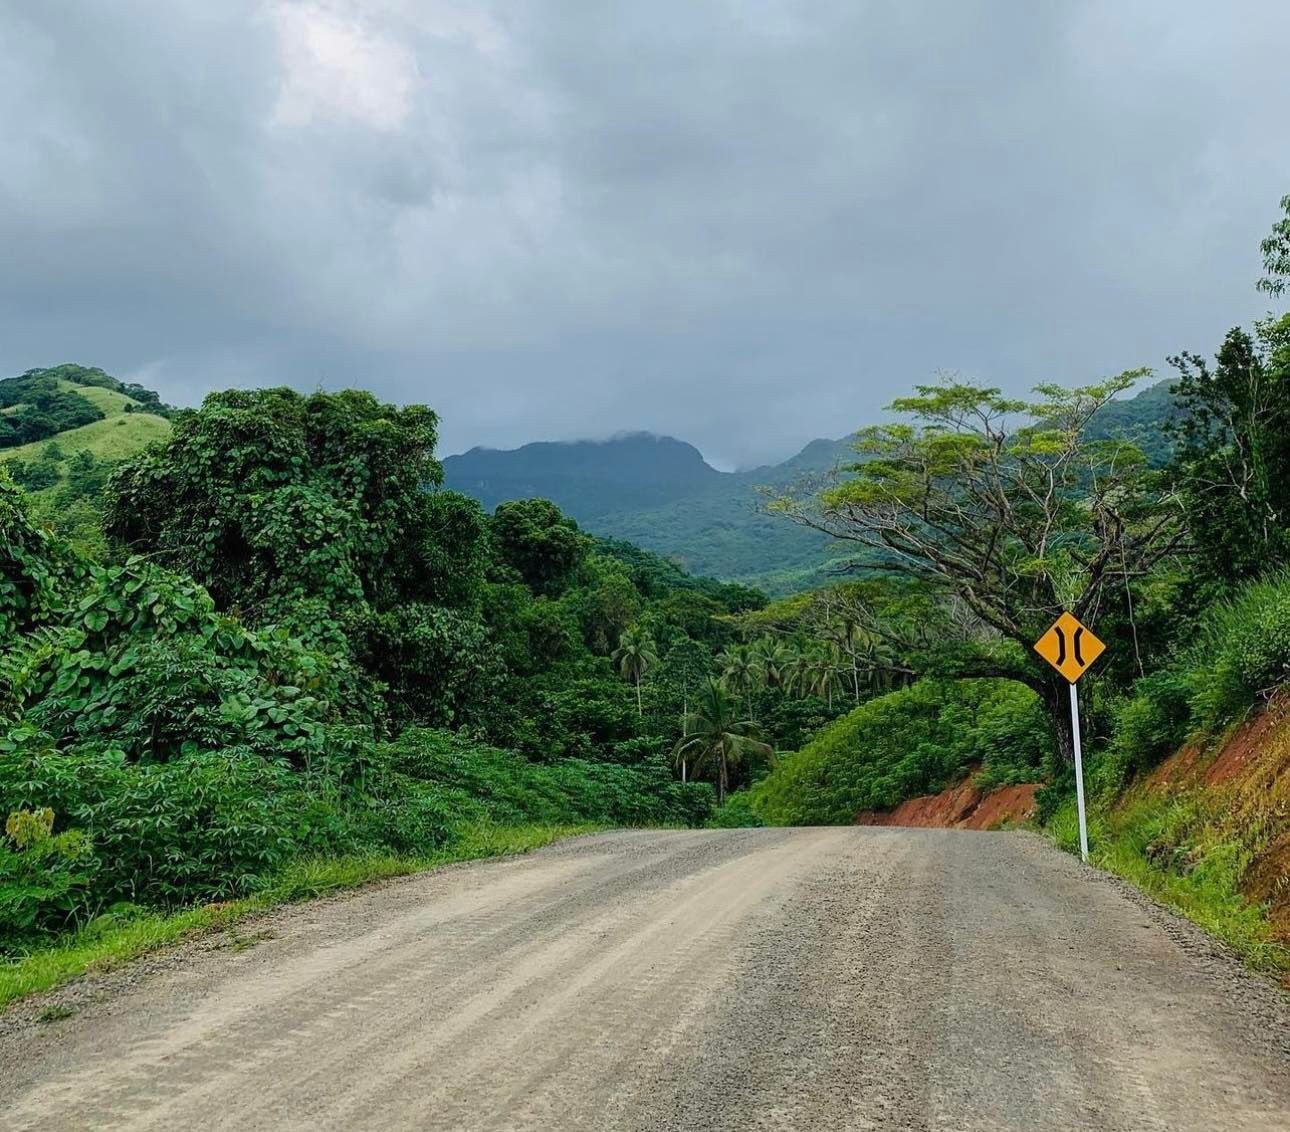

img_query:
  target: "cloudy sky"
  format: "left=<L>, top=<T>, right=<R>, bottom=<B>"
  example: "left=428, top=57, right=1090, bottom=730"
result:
left=2, top=2, right=1288, bottom=468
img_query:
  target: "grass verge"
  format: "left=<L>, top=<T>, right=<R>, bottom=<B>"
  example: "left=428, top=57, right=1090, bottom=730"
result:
left=0, top=822, right=598, bottom=1012
left=1048, top=795, right=1290, bottom=976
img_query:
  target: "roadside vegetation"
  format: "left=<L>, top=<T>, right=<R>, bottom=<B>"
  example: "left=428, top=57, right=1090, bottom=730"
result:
left=1, top=385, right=774, bottom=987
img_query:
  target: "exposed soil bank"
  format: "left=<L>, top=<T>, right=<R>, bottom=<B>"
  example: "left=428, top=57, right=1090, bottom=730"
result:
left=856, top=773, right=1039, bottom=830
left=1145, top=692, right=1290, bottom=947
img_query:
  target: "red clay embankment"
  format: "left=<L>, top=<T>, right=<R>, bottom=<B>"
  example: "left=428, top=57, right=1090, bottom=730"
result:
left=1145, top=691, right=1290, bottom=945
left=856, top=773, right=1040, bottom=830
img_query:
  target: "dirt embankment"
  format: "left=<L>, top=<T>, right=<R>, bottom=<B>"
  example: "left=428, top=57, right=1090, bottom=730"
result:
left=856, top=773, right=1040, bottom=830
left=1146, top=692, right=1290, bottom=944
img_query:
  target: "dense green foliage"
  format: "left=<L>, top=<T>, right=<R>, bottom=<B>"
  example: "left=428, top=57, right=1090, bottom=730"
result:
left=0, top=387, right=749, bottom=952
left=739, top=680, right=1050, bottom=826
left=1169, top=316, right=1290, bottom=585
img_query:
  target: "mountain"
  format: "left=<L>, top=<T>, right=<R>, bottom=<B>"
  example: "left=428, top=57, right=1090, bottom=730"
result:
left=444, top=432, right=857, bottom=594
left=1085, top=379, right=1181, bottom=464
left=442, top=432, right=722, bottom=517
left=445, top=381, right=1180, bottom=594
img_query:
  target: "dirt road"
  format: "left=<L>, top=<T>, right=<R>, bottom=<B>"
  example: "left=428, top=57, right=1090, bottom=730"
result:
left=2, top=828, right=1289, bottom=1130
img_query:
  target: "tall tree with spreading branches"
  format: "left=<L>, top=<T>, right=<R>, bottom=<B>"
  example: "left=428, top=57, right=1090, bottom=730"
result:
left=773, top=373, right=1186, bottom=762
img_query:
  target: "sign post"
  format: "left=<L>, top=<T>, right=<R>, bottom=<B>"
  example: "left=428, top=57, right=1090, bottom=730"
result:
left=1033, top=611, right=1106, bottom=863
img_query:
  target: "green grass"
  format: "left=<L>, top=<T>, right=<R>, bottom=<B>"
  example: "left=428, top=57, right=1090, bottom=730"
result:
left=0, top=822, right=597, bottom=1012
left=57, top=380, right=138, bottom=416
left=1048, top=796, right=1290, bottom=975
left=0, top=411, right=170, bottom=467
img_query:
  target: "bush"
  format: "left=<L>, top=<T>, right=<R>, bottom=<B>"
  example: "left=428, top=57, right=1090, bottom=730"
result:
left=0, top=808, right=98, bottom=946
left=1187, top=572, right=1290, bottom=728
left=748, top=679, right=1051, bottom=826
left=1106, top=670, right=1193, bottom=779
left=0, top=736, right=312, bottom=908
left=378, top=729, right=713, bottom=829
left=706, top=791, right=764, bottom=828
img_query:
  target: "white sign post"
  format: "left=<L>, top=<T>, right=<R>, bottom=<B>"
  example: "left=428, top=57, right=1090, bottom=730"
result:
left=1068, top=683, right=1089, bottom=863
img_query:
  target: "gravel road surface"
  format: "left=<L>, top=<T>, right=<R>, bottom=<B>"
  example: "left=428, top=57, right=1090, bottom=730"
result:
left=2, top=827, right=1289, bottom=1131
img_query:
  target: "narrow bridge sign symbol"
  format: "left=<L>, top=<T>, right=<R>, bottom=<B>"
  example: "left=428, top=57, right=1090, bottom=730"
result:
left=1034, top=611, right=1105, bottom=684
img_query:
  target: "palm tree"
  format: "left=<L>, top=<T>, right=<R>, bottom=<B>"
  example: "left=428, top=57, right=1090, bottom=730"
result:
left=805, top=645, right=841, bottom=710
left=612, top=626, right=658, bottom=716
left=783, top=645, right=815, bottom=699
left=717, top=642, right=762, bottom=718
left=828, top=619, right=880, bottom=704
left=751, top=636, right=793, bottom=692
left=672, top=680, right=772, bottom=805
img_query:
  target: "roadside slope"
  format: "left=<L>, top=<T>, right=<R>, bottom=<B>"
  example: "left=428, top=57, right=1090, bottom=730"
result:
left=3, top=828, right=1288, bottom=1131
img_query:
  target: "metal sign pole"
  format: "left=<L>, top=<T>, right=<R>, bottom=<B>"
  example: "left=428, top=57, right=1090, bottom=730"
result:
left=1068, top=681, right=1089, bottom=863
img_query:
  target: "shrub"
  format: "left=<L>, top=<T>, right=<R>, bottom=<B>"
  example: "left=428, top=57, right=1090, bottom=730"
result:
left=0, top=808, right=98, bottom=945
left=0, top=735, right=310, bottom=908
left=1187, top=572, right=1290, bottom=728
left=1108, top=670, right=1193, bottom=778
left=749, top=679, right=1051, bottom=826
left=706, top=791, right=764, bottom=828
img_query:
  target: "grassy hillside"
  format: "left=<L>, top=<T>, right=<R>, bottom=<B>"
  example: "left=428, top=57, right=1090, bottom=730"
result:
left=0, top=365, right=172, bottom=553
left=1, top=410, right=169, bottom=466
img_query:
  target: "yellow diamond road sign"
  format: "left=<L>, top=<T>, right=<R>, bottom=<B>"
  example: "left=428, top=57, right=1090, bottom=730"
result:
left=1034, top=611, right=1105, bottom=683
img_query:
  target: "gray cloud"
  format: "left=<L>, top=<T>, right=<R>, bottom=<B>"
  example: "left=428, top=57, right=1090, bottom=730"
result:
left=2, top=1, right=1288, bottom=468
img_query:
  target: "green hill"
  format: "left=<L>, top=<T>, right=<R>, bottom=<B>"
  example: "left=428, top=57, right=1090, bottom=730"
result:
left=1, top=410, right=170, bottom=467
left=0, top=364, right=173, bottom=552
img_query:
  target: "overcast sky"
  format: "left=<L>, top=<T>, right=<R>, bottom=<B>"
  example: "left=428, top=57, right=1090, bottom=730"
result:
left=2, top=2, right=1288, bottom=468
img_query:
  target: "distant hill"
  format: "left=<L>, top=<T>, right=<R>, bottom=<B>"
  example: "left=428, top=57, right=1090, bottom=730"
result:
left=1, top=363, right=172, bottom=472
left=443, top=432, right=723, bottom=516
left=1085, top=379, right=1181, bottom=464
left=446, top=381, right=1179, bottom=593
left=0, top=365, right=173, bottom=551
left=445, top=432, right=858, bottom=593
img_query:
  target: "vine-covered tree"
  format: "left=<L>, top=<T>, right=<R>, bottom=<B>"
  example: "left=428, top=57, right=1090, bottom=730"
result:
left=104, top=387, right=495, bottom=726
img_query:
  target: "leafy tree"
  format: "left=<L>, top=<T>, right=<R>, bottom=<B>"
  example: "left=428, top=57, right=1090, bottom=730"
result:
left=1168, top=317, right=1290, bottom=584
left=612, top=625, right=659, bottom=715
left=672, top=680, right=772, bottom=804
left=573, top=557, right=643, bottom=653
left=491, top=499, right=585, bottom=596
left=776, top=375, right=1185, bottom=762
left=103, top=388, right=491, bottom=725
left=1259, top=193, right=1290, bottom=298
